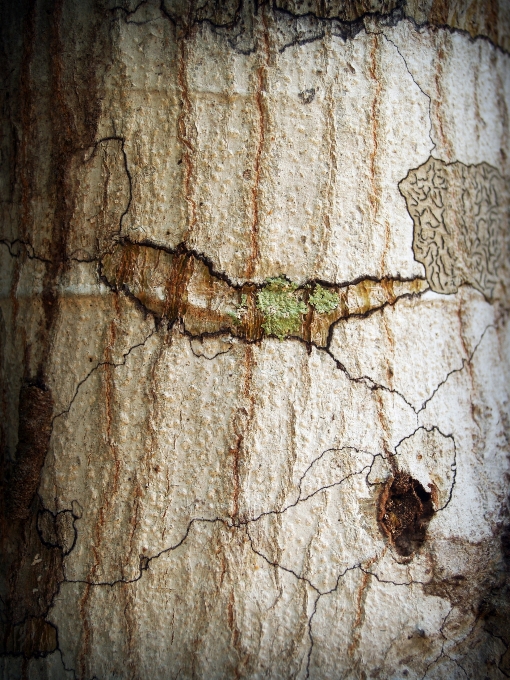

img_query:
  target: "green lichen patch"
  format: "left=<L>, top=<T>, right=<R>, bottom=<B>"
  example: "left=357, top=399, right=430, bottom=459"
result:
left=227, top=311, right=241, bottom=325
left=309, top=284, right=339, bottom=314
left=256, top=277, right=307, bottom=340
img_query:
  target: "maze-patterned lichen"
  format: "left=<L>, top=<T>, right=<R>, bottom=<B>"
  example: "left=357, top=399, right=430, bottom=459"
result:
left=399, top=157, right=509, bottom=300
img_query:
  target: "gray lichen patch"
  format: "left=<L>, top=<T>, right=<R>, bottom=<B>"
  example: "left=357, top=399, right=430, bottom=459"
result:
left=399, top=157, right=510, bottom=300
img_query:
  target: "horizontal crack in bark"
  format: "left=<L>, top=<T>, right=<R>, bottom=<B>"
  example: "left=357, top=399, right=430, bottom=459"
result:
left=99, top=238, right=429, bottom=349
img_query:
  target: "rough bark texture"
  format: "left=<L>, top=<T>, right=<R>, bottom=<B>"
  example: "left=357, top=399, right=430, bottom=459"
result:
left=1, top=1, right=510, bottom=678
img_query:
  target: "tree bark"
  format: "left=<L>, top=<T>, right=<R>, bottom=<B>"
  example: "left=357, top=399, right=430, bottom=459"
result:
left=1, top=1, right=510, bottom=678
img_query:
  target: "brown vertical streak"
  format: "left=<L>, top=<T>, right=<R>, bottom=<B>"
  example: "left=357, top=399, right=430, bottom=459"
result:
left=348, top=556, right=378, bottom=657
left=375, top=389, right=393, bottom=465
left=247, top=66, right=266, bottom=278
left=18, top=0, right=36, bottom=249
left=473, top=48, right=482, bottom=143
left=177, top=39, right=197, bottom=240
left=429, top=0, right=449, bottom=25
left=3, top=0, right=108, bottom=663
left=9, top=256, right=21, bottom=331
left=123, top=587, right=138, bottom=677
left=240, top=284, right=264, bottom=342
left=5, top=384, right=54, bottom=521
left=380, top=281, right=395, bottom=388
left=486, top=0, right=499, bottom=48
left=457, top=294, right=477, bottom=423
left=39, top=0, right=71, bottom=373
left=301, top=294, right=314, bottom=345
left=230, top=345, right=255, bottom=521
left=0, top=381, right=61, bottom=657
left=78, top=582, right=92, bottom=679
left=227, top=588, right=244, bottom=677
left=13, top=1, right=36, bottom=380
left=230, top=429, right=242, bottom=522
left=494, top=52, right=509, bottom=169
left=368, top=35, right=381, bottom=214
left=316, top=80, right=337, bottom=273
left=78, top=316, right=121, bottom=671
left=246, top=13, right=271, bottom=279
left=89, top=317, right=121, bottom=582
left=125, top=335, right=164, bottom=577
left=433, top=41, right=453, bottom=160
left=103, top=242, right=429, bottom=345
left=165, top=252, right=195, bottom=320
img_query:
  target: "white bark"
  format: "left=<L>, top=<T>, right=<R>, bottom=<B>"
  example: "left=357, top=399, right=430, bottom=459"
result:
left=1, top=1, right=509, bottom=678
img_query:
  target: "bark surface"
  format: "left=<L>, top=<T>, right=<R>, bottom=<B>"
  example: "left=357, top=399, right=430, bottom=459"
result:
left=1, top=1, right=510, bottom=678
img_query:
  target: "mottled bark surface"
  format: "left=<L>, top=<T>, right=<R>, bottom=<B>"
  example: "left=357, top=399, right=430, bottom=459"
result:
left=1, top=1, right=510, bottom=678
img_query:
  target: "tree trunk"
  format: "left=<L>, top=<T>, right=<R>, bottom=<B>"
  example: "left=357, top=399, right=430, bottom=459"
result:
left=1, top=1, right=510, bottom=678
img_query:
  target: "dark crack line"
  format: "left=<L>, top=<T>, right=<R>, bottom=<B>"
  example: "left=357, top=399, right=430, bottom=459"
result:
left=359, top=565, right=427, bottom=588
left=0, top=238, right=53, bottom=264
left=323, top=346, right=418, bottom=414
left=158, top=0, right=243, bottom=32
left=377, top=32, right=436, bottom=155
left=327, top=321, right=495, bottom=418
left=56, top=425, right=460, bottom=589
left=56, top=640, right=78, bottom=679
left=303, top=557, right=425, bottom=678
left=304, top=563, right=368, bottom=677
left=115, top=234, right=430, bottom=294
left=64, top=517, right=227, bottom=587
left=271, top=1, right=406, bottom=53
left=153, top=0, right=510, bottom=57
left=484, top=628, right=510, bottom=678
left=421, top=647, right=446, bottom=680
left=99, top=237, right=425, bottom=414
left=419, top=607, right=456, bottom=679
left=1, top=236, right=100, bottom=266
left=188, top=336, right=233, bottom=360
left=297, top=446, right=376, bottom=500
left=93, top=136, right=132, bottom=240
left=276, top=3, right=510, bottom=58
left=233, top=446, right=379, bottom=526
left=403, top=12, right=510, bottom=60
left=111, top=1, right=160, bottom=25
left=246, top=527, right=320, bottom=594
left=445, top=654, right=469, bottom=679
left=304, top=591, right=321, bottom=680
left=248, top=529, right=430, bottom=598
left=418, top=323, right=495, bottom=414
left=58, top=448, right=379, bottom=588
left=390, top=425, right=457, bottom=512
left=51, top=325, right=157, bottom=426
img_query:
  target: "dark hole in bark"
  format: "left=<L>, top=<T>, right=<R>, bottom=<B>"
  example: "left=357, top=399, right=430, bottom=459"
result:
left=298, top=87, right=316, bottom=104
left=379, top=472, right=435, bottom=557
